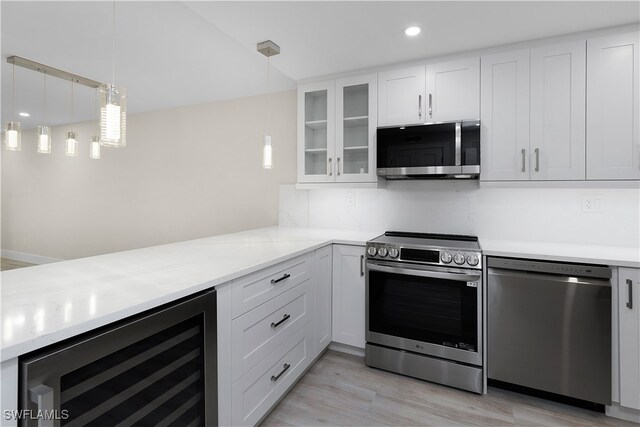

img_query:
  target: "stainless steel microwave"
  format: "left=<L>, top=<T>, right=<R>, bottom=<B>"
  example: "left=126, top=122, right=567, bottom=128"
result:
left=376, top=121, right=480, bottom=179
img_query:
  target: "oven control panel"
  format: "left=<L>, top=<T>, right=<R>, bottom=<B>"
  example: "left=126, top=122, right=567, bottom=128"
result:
left=366, top=243, right=482, bottom=269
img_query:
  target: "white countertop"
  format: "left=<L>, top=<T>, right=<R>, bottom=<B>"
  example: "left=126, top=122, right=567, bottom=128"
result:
left=0, top=227, right=378, bottom=362
left=2, top=227, right=637, bottom=362
left=481, top=239, right=640, bottom=268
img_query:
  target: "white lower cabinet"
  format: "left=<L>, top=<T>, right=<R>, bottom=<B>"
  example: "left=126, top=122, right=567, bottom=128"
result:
left=314, top=245, right=333, bottom=355
left=231, top=280, right=314, bottom=382
left=332, top=244, right=366, bottom=349
left=232, top=323, right=314, bottom=426
left=221, top=246, right=334, bottom=426
left=618, top=268, right=640, bottom=412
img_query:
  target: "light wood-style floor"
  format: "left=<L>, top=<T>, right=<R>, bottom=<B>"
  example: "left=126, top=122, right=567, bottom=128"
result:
left=262, top=350, right=637, bottom=427
left=1, top=257, right=35, bottom=271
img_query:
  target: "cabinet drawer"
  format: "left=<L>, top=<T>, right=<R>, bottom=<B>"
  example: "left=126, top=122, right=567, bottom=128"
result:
left=232, top=280, right=314, bottom=382
left=232, top=253, right=313, bottom=318
left=232, top=322, right=313, bottom=426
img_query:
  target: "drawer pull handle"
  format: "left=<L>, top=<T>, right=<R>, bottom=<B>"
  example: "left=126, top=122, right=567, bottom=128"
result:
left=271, top=314, right=291, bottom=328
left=271, top=363, right=291, bottom=382
left=271, top=273, right=291, bottom=284
left=627, top=279, right=633, bottom=310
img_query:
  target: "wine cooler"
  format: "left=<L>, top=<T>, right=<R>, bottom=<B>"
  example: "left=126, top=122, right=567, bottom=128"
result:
left=19, top=290, right=216, bottom=427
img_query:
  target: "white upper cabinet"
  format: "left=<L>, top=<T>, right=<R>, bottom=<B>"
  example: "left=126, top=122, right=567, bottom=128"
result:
left=587, top=32, right=640, bottom=180
left=335, top=74, right=378, bottom=183
left=377, top=66, right=426, bottom=126
left=481, top=49, right=531, bottom=181
left=426, top=57, right=480, bottom=122
left=298, top=76, right=377, bottom=184
left=298, top=81, right=335, bottom=183
left=530, top=41, right=586, bottom=180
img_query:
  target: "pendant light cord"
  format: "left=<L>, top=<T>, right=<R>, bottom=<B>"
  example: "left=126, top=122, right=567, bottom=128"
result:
left=43, top=71, right=47, bottom=124
left=70, top=80, right=74, bottom=122
left=12, top=63, right=15, bottom=120
left=112, top=0, right=116, bottom=86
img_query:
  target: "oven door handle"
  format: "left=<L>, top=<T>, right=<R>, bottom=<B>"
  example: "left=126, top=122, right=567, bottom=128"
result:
left=367, top=262, right=481, bottom=282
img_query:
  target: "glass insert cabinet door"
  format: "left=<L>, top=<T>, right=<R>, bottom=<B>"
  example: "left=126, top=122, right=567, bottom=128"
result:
left=298, top=81, right=335, bottom=183
left=335, top=74, right=377, bottom=183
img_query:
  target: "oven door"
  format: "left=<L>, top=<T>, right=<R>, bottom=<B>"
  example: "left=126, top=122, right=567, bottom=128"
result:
left=366, top=260, right=482, bottom=366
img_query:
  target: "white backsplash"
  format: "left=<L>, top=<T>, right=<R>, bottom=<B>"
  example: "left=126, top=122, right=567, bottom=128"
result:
left=279, top=182, right=640, bottom=248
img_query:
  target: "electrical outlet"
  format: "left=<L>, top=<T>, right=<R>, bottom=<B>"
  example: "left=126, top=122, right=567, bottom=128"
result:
left=345, top=191, right=355, bottom=208
left=581, top=195, right=603, bottom=213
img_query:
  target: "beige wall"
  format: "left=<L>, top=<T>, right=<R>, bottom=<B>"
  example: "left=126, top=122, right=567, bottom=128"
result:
left=1, top=90, right=297, bottom=260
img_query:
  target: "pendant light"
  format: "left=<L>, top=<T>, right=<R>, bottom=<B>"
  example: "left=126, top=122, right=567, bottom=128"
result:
left=37, top=71, right=51, bottom=154
left=257, top=40, right=280, bottom=169
left=65, top=80, right=78, bottom=157
left=99, top=0, right=126, bottom=147
left=89, top=91, right=101, bottom=159
left=3, top=63, right=21, bottom=151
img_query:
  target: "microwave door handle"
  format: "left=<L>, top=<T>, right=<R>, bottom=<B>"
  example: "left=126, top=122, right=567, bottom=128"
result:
left=367, top=262, right=481, bottom=282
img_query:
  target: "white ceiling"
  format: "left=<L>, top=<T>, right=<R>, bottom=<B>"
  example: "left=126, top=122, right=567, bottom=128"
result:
left=2, top=1, right=639, bottom=130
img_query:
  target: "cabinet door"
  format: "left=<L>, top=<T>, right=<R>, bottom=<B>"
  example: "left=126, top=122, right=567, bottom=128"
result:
left=297, top=81, right=336, bottom=182
left=587, top=32, right=640, bottom=180
left=332, top=245, right=366, bottom=348
left=426, top=57, right=480, bottom=122
left=315, top=246, right=332, bottom=355
left=530, top=41, right=586, bottom=180
left=335, top=74, right=378, bottom=183
left=619, top=268, right=640, bottom=411
left=377, top=66, right=426, bottom=126
left=480, top=49, right=531, bottom=181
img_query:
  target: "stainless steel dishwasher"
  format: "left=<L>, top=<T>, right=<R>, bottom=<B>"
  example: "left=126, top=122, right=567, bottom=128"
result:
left=487, top=257, right=612, bottom=405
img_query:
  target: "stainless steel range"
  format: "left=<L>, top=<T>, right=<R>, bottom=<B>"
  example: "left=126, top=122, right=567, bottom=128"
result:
left=364, top=232, right=483, bottom=393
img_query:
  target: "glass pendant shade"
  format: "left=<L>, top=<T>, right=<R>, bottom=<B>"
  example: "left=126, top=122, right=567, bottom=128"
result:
left=65, top=132, right=78, bottom=157
left=36, top=125, right=51, bottom=154
left=99, top=83, right=126, bottom=147
left=89, top=136, right=101, bottom=159
left=3, top=121, right=21, bottom=151
left=262, top=134, right=272, bottom=169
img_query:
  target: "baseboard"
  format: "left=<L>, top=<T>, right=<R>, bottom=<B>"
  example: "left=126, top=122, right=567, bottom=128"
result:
left=1, top=249, right=62, bottom=265
left=606, top=403, right=640, bottom=423
left=329, top=341, right=365, bottom=357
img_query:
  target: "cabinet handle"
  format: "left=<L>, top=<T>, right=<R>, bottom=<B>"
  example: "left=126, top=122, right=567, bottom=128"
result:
left=418, top=95, right=422, bottom=118
left=271, top=363, right=291, bottom=382
left=360, top=255, right=365, bottom=277
left=328, top=158, right=332, bottom=176
left=627, top=279, right=633, bottom=310
left=271, top=273, right=290, bottom=284
left=337, top=157, right=341, bottom=176
left=428, top=93, right=433, bottom=118
left=271, top=313, right=291, bottom=328
left=521, top=149, right=526, bottom=172
left=535, top=148, right=540, bottom=172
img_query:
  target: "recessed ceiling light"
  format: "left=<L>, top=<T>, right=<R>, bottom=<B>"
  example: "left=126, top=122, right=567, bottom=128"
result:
left=405, top=26, right=421, bottom=37
left=18, top=112, right=30, bottom=117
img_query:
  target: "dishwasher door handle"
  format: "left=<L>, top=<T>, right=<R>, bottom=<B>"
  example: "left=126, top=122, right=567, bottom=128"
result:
left=488, top=268, right=611, bottom=288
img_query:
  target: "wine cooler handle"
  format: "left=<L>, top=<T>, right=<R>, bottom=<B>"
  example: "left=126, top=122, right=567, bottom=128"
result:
left=30, top=384, right=55, bottom=427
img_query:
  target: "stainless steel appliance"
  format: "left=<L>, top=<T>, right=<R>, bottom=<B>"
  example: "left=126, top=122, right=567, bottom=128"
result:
left=20, top=290, right=217, bottom=426
left=376, top=121, right=480, bottom=179
left=487, top=257, right=612, bottom=405
left=365, top=232, right=483, bottom=393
